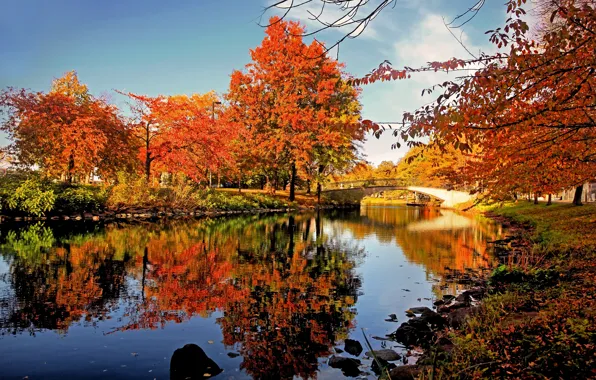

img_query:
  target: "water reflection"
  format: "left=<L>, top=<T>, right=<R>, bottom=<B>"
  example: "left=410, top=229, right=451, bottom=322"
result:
left=0, top=208, right=501, bottom=379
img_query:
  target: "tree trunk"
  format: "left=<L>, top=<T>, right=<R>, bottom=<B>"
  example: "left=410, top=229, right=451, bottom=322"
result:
left=317, top=182, right=322, bottom=205
left=289, top=162, right=296, bottom=202
left=306, top=179, right=311, bottom=194
left=260, top=176, right=265, bottom=190
left=534, top=193, right=539, bottom=204
left=572, top=184, right=583, bottom=206
left=238, top=177, right=242, bottom=193
left=145, top=128, right=152, bottom=182
left=546, top=193, right=552, bottom=206
left=67, top=154, right=75, bottom=184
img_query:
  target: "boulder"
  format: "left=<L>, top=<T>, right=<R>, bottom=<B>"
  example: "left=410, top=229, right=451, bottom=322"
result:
left=170, top=344, right=222, bottom=379
left=328, top=356, right=361, bottom=377
left=447, top=307, right=476, bottom=329
left=407, top=306, right=433, bottom=314
left=390, top=323, right=433, bottom=347
left=389, top=365, right=423, bottom=379
left=371, top=357, right=397, bottom=375
left=365, top=349, right=401, bottom=361
left=344, top=339, right=363, bottom=356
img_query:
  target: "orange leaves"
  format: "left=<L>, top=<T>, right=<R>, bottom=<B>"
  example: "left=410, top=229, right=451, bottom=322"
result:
left=352, top=1, right=596, bottom=198
left=226, top=17, right=363, bottom=190
left=1, top=72, right=133, bottom=182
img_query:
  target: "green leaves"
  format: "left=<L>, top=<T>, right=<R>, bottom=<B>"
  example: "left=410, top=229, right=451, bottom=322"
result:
left=5, top=178, right=56, bottom=216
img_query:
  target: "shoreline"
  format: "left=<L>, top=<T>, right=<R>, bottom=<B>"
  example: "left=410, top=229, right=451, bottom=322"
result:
left=0, top=204, right=360, bottom=224
left=388, top=202, right=595, bottom=378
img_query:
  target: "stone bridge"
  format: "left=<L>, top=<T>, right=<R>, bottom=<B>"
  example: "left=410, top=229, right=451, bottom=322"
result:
left=323, top=179, right=473, bottom=208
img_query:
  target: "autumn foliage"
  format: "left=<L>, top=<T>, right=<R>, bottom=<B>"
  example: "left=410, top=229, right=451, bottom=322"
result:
left=355, top=0, right=596, bottom=201
left=0, top=18, right=363, bottom=202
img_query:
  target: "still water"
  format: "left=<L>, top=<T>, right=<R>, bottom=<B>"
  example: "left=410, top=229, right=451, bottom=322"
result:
left=0, top=206, right=501, bottom=379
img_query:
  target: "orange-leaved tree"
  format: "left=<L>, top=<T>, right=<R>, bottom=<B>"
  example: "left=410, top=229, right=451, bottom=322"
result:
left=353, top=0, right=596, bottom=204
left=0, top=71, right=134, bottom=182
left=120, top=91, right=230, bottom=184
left=226, top=17, right=363, bottom=201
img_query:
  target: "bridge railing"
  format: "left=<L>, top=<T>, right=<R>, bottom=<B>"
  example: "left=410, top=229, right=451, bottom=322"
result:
left=324, top=178, right=409, bottom=191
left=324, top=179, right=475, bottom=193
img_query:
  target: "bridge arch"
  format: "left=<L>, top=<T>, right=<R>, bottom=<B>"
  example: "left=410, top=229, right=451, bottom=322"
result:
left=322, top=180, right=472, bottom=208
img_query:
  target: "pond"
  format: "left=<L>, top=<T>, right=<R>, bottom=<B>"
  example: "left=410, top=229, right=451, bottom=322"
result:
left=0, top=206, right=502, bottom=379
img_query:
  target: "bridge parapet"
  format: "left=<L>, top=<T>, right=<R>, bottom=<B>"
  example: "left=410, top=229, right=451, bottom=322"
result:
left=323, top=180, right=474, bottom=207
left=324, top=179, right=408, bottom=191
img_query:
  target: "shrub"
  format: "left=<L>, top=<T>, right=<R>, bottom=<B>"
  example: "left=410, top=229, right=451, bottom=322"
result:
left=106, top=173, right=157, bottom=210
left=55, top=186, right=104, bottom=214
left=0, top=177, right=56, bottom=216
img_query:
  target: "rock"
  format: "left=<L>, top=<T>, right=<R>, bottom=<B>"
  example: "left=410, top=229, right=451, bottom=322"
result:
left=365, top=349, right=401, bottom=361
left=334, top=348, right=344, bottom=354
left=442, top=295, right=455, bottom=302
left=328, top=356, right=361, bottom=377
left=405, top=311, right=416, bottom=318
left=344, top=339, right=363, bottom=357
left=391, top=324, right=432, bottom=347
left=388, top=313, right=398, bottom=320
left=420, top=309, right=446, bottom=328
left=371, top=357, right=397, bottom=375
left=389, top=365, right=423, bottom=379
left=170, top=344, right=222, bottom=379
left=407, top=306, right=433, bottom=314
left=227, top=352, right=240, bottom=358
left=447, top=307, right=476, bottom=329
left=433, top=299, right=445, bottom=307
left=438, top=301, right=468, bottom=313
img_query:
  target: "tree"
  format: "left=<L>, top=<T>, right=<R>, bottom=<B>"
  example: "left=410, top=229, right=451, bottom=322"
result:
left=270, top=0, right=596, bottom=202
left=0, top=71, right=134, bottom=183
left=226, top=17, right=363, bottom=201
left=354, top=0, right=596, bottom=200
left=120, top=91, right=230, bottom=183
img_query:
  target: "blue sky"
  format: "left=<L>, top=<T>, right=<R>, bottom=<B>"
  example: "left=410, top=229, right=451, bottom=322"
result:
left=1, top=0, right=508, bottom=165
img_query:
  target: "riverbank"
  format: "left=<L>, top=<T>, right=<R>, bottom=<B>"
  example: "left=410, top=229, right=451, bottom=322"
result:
left=405, top=202, right=596, bottom=379
left=0, top=174, right=357, bottom=222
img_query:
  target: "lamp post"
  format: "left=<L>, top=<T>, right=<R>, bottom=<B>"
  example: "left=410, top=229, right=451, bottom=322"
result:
left=210, top=101, right=222, bottom=188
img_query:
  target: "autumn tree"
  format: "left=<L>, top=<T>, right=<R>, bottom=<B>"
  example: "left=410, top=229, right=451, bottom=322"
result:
left=0, top=71, right=134, bottom=182
left=120, top=91, right=230, bottom=183
left=271, top=0, right=596, bottom=204
left=226, top=17, right=363, bottom=201
left=351, top=0, right=596, bottom=203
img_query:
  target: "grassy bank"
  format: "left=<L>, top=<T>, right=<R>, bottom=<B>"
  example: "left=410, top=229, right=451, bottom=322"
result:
left=0, top=173, right=349, bottom=219
left=424, top=202, right=596, bottom=379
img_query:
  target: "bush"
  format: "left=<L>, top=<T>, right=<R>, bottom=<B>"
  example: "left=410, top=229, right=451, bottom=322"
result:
left=55, top=186, right=105, bottom=214
left=0, top=176, right=56, bottom=216
left=106, top=173, right=157, bottom=210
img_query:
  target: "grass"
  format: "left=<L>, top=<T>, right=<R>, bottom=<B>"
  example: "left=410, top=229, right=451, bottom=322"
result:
left=484, top=201, right=596, bottom=255
left=420, top=201, right=596, bottom=379
left=215, top=188, right=324, bottom=207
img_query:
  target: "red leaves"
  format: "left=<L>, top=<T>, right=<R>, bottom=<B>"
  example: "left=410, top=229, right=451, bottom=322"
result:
left=226, top=17, right=363, bottom=186
left=1, top=72, right=133, bottom=181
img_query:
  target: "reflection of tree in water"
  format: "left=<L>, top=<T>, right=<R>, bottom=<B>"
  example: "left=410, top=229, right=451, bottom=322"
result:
left=342, top=207, right=502, bottom=295
left=217, top=215, right=362, bottom=379
left=0, top=214, right=363, bottom=379
left=0, top=223, right=130, bottom=334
